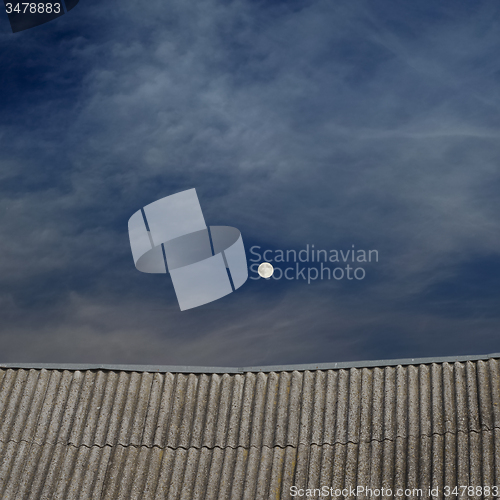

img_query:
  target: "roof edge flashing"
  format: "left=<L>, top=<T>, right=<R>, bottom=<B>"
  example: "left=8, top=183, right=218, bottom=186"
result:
left=1, top=352, right=499, bottom=374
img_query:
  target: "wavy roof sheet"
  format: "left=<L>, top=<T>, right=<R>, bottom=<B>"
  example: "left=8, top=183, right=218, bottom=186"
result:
left=0, top=353, right=499, bottom=499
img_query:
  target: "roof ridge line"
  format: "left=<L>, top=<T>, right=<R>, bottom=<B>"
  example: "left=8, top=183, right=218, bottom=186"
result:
left=0, top=352, right=499, bottom=373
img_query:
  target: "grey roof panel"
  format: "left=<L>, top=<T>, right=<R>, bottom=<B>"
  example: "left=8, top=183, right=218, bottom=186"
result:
left=0, top=356, right=499, bottom=498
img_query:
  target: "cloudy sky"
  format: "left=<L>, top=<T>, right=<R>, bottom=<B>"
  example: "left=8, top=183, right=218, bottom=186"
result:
left=1, top=0, right=500, bottom=367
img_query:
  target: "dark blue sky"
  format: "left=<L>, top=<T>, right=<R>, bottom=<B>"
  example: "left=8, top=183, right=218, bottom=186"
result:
left=1, top=0, right=500, bottom=366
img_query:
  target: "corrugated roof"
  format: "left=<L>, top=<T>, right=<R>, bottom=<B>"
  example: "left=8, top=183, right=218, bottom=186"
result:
left=0, top=355, right=499, bottom=499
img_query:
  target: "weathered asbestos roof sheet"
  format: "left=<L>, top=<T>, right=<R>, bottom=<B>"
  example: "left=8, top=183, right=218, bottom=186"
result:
left=0, top=355, right=499, bottom=499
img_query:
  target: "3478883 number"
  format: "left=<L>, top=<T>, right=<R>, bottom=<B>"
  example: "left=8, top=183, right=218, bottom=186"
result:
left=5, top=3, right=61, bottom=14
left=443, top=485, right=499, bottom=497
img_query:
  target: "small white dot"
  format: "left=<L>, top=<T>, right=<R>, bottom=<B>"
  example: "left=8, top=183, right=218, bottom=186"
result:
left=258, top=262, right=274, bottom=278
